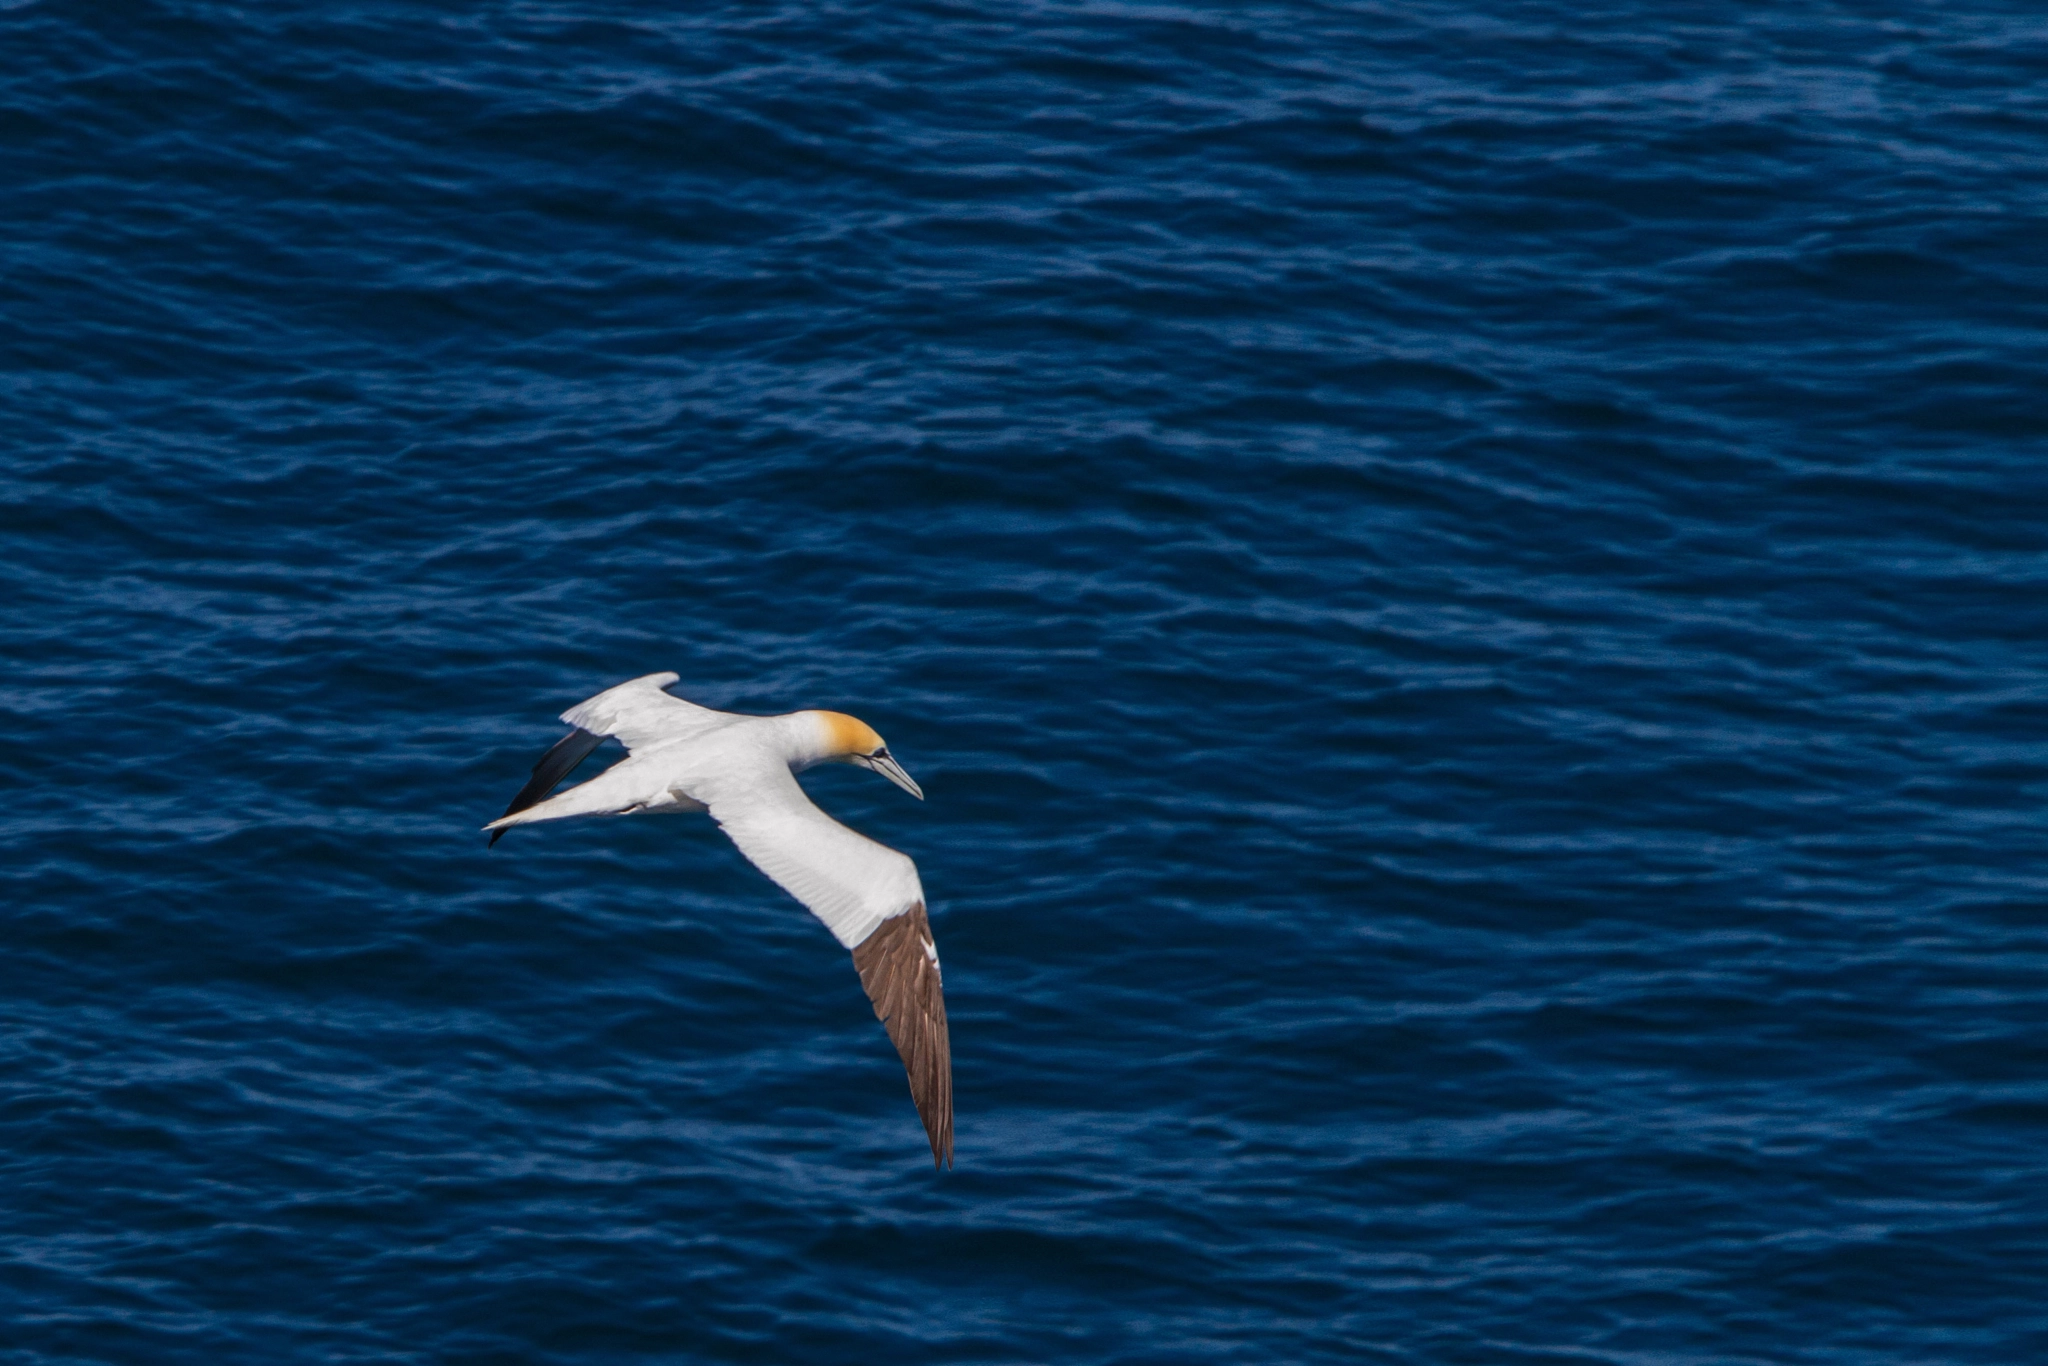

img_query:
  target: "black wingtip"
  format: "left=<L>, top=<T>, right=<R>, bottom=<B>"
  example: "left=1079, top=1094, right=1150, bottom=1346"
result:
left=488, top=726, right=605, bottom=850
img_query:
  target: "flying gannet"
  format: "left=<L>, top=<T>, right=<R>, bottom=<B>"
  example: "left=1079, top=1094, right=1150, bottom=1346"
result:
left=483, top=672, right=951, bottom=1168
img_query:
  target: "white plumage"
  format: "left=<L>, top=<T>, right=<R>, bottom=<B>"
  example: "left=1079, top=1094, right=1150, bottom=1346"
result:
left=489, top=673, right=923, bottom=947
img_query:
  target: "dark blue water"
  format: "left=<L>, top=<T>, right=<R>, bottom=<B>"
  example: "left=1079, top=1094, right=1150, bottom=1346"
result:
left=6, top=1, right=2047, bottom=1360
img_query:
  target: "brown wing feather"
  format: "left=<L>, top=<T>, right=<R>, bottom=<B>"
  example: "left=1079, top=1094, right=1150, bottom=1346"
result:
left=850, top=902, right=953, bottom=1169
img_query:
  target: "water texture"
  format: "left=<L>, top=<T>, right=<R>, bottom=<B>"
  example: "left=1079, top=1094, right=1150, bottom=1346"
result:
left=4, top=1, right=2046, bottom=1361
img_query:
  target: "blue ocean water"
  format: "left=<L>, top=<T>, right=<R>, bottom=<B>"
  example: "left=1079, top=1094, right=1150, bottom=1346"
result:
left=5, top=0, right=2047, bottom=1360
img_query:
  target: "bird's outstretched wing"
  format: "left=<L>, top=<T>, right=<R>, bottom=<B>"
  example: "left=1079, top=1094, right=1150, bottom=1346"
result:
left=560, top=672, right=732, bottom=754
left=488, top=727, right=605, bottom=847
left=489, top=674, right=731, bottom=845
left=700, top=762, right=953, bottom=1168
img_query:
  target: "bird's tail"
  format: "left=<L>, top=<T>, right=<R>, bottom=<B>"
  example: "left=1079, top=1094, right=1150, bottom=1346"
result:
left=483, top=760, right=649, bottom=837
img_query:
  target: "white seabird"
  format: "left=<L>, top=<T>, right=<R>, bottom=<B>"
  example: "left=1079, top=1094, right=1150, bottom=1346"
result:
left=483, top=672, right=951, bottom=1168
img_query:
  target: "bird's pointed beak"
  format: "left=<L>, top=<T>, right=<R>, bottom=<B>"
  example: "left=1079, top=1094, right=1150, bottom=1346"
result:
left=865, top=747, right=924, bottom=800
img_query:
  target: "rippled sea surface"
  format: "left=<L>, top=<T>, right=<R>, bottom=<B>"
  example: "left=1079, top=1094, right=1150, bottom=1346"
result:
left=6, top=2, right=2047, bottom=1361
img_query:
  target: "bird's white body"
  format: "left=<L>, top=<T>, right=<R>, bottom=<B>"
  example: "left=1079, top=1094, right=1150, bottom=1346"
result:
left=486, top=673, right=926, bottom=950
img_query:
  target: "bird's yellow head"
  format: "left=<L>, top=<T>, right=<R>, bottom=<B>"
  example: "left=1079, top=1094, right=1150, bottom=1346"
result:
left=811, top=710, right=924, bottom=800
left=817, top=711, right=886, bottom=759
